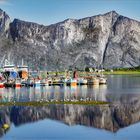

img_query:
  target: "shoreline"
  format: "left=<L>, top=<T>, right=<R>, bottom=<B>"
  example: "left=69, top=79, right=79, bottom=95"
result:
left=103, top=71, right=140, bottom=75
left=0, top=100, right=110, bottom=106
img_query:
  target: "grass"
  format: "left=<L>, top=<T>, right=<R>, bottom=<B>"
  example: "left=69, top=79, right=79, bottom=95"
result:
left=40, top=67, right=140, bottom=76
left=0, top=100, right=110, bottom=106
left=103, top=71, right=140, bottom=74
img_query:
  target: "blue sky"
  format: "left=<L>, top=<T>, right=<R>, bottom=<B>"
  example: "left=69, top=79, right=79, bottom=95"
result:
left=0, top=0, right=140, bottom=25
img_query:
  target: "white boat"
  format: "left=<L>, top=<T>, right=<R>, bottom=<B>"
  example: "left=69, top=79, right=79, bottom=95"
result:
left=93, top=78, right=99, bottom=85
left=99, top=77, right=107, bottom=84
left=2, top=60, right=18, bottom=86
left=78, top=78, right=87, bottom=85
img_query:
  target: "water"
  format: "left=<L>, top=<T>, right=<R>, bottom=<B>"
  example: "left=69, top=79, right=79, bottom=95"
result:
left=0, top=74, right=140, bottom=140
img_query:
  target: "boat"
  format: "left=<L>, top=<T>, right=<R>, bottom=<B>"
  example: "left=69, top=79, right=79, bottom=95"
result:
left=78, top=78, right=87, bottom=85
left=0, top=72, right=5, bottom=88
left=93, top=78, right=99, bottom=85
left=66, top=78, right=77, bottom=86
left=99, top=77, right=107, bottom=84
left=17, top=59, right=28, bottom=84
left=2, top=60, right=18, bottom=87
left=17, top=65, right=28, bottom=79
left=96, top=70, right=107, bottom=84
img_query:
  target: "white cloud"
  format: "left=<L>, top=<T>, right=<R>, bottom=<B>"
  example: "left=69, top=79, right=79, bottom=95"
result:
left=0, top=0, right=12, bottom=5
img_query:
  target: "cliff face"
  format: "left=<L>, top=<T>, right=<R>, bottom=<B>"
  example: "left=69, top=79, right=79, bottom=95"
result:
left=0, top=9, right=140, bottom=69
left=0, top=9, right=10, bottom=36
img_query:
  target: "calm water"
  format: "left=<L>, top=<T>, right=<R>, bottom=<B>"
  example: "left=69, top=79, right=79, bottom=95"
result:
left=0, top=75, right=140, bottom=140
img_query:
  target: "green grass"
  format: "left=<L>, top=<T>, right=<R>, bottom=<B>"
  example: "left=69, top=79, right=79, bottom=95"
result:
left=103, top=71, right=140, bottom=74
left=0, top=100, right=110, bottom=106
left=47, top=71, right=140, bottom=76
left=103, top=66, right=140, bottom=74
left=33, top=66, right=140, bottom=76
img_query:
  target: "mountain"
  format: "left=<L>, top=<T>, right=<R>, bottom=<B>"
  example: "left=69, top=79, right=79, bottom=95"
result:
left=0, top=9, right=140, bottom=70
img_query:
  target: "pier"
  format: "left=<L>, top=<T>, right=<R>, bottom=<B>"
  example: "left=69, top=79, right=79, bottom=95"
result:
left=0, top=62, right=107, bottom=88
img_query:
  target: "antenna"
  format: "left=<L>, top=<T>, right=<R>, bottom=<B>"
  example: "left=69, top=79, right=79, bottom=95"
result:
left=22, top=58, right=24, bottom=66
left=5, top=59, right=10, bottom=66
left=0, top=54, right=6, bottom=66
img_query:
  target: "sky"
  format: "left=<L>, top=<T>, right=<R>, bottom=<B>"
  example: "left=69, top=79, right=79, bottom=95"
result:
left=0, top=0, right=140, bottom=25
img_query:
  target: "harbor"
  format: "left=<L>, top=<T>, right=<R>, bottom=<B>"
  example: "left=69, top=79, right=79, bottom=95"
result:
left=0, top=0, right=140, bottom=139
left=0, top=60, right=107, bottom=88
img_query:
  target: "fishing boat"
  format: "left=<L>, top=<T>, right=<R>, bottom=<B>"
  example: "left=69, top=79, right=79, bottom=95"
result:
left=78, top=78, right=87, bottom=85
left=17, top=59, right=28, bottom=85
left=2, top=60, right=18, bottom=87
left=96, top=69, right=107, bottom=84
left=99, top=77, right=107, bottom=84
left=93, top=78, right=99, bottom=85
left=0, top=72, right=5, bottom=88
left=17, top=65, right=28, bottom=79
left=66, top=78, right=77, bottom=86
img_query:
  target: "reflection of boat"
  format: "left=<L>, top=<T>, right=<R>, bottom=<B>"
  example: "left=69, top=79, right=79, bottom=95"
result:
left=2, top=124, right=9, bottom=130
left=33, top=80, right=41, bottom=87
left=22, top=78, right=33, bottom=86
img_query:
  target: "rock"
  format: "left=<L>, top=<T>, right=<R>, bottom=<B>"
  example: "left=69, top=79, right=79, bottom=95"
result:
left=0, top=9, right=140, bottom=70
left=0, top=9, right=10, bottom=36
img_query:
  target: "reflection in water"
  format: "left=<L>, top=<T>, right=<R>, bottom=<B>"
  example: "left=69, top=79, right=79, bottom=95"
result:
left=0, top=93, right=140, bottom=137
left=0, top=75, right=140, bottom=138
left=0, top=85, right=108, bottom=102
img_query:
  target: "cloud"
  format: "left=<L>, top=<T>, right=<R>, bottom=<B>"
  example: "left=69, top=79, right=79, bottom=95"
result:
left=0, top=0, right=12, bottom=5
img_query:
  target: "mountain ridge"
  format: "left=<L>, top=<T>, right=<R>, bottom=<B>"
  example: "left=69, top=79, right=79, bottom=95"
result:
left=10, top=10, right=140, bottom=27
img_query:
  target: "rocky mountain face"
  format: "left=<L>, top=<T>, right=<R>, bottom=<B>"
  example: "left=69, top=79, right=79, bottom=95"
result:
left=0, top=9, right=10, bottom=36
left=0, top=9, right=140, bottom=70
